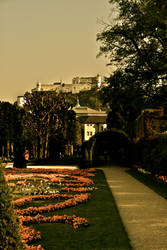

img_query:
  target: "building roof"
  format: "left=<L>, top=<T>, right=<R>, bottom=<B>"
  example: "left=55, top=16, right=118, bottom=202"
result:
left=73, top=106, right=107, bottom=116
left=72, top=99, right=107, bottom=117
left=73, top=106, right=106, bottom=115
left=78, top=116, right=107, bottom=124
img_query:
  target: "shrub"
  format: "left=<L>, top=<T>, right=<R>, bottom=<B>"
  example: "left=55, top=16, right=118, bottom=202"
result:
left=0, top=164, right=26, bottom=250
left=135, top=134, right=167, bottom=175
left=92, top=129, right=133, bottom=165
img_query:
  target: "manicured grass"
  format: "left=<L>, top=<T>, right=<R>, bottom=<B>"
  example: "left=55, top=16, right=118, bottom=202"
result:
left=33, top=169, right=132, bottom=250
left=127, top=168, right=167, bottom=200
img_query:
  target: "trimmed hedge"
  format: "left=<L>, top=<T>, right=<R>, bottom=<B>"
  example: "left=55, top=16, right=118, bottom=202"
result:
left=83, top=129, right=133, bottom=166
left=135, top=134, right=167, bottom=175
left=0, top=164, right=25, bottom=250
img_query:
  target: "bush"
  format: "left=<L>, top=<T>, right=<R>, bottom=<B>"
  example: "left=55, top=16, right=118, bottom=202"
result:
left=0, top=164, right=25, bottom=250
left=92, top=129, right=133, bottom=166
left=135, top=134, right=167, bottom=175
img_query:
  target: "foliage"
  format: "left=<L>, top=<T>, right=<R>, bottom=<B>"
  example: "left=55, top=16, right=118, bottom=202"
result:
left=83, top=129, right=133, bottom=165
left=64, top=110, right=76, bottom=145
left=97, top=0, right=167, bottom=135
left=100, top=70, right=147, bottom=133
left=0, top=101, right=27, bottom=167
left=135, top=134, right=167, bottom=175
left=149, top=85, right=167, bottom=114
left=64, top=87, right=106, bottom=111
left=23, top=91, right=69, bottom=160
left=0, top=102, right=15, bottom=144
left=75, top=120, right=82, bottom=146
left=0, top=164, right=25, bottom=250
left=0, top=102, right=24, bottom=160
left=77, top=87, right=105, bottom=110
left=97, top=0, right=167, bottom=84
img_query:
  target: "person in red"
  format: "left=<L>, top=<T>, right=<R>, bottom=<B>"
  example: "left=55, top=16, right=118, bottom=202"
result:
left=24, top=150, right=29, bottom=161
left=23, top=150, right=29, bottom=168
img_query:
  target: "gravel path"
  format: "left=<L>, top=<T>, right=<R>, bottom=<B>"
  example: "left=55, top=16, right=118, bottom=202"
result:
left=101, top=166, right=167, bottom=250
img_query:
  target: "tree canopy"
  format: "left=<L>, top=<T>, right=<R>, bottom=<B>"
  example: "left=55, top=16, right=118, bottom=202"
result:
left=23, top=91, right=70, bottom=160
left=0, top=102, right=25, bottom=160
left=97, top=0, right=167, bottom=86
left=97, top=0, right=167, bottom=134
left=64, top=87, right=105, bottom=111
left=100, top=70, right=147, bottom=134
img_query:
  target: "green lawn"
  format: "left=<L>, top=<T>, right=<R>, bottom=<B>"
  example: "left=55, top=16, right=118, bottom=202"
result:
left=127, top=168, right=167, bottom=200
left=32, top=169, right=132, bottom=250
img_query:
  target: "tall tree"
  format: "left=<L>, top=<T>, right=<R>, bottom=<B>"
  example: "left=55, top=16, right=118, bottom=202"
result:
left=97, top=0, right=167, bottom=88
left=0, top=102, right=24, bottom=160
left=100, top=70, right=147, bottom=134
left=23, top=91, right=69, bottom=160
left=64, top=110, right=76, bottom=145
left=97, top=0, right=167, bottom=135
left=13, top=106, right=28, bottom=168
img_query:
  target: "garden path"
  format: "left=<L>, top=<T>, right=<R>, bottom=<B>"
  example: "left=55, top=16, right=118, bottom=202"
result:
left=101, top=166, right=167, bottom=250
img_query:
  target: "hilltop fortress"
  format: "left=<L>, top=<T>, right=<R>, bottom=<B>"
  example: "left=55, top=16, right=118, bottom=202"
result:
left=31, top=74, right=107, bottom=94
left=17, top=74, right=108, bottom=107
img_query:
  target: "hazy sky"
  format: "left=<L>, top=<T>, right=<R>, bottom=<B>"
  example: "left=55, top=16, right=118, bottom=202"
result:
left=0, top=0, right=113, bottom=103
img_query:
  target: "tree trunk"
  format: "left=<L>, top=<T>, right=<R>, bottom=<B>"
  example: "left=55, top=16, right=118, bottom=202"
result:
left=37, top=131, right=43, bottom=160
left=43, top=116, right=50, bottom=159
left=7, top=141, right=10, bottom=159
left=44, top=130, right=49, bottom=159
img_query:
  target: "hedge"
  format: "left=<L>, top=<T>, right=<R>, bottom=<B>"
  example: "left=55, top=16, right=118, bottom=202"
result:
left=135, top=134, right=167, bottom=175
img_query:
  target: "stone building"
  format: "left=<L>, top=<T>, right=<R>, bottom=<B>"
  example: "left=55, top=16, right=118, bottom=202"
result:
left=72, top=99, right=107, bottom=142
left=17, top=74, right=108, bottom=106
left=17, top=96, right=25, bottom=107
left=31, top=74, right=105, bottom=94
left=134, top=108, right=167, bottom=141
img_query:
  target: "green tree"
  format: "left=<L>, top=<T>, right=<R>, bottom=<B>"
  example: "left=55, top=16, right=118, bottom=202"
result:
left=64, top=110, right=76, bottom=145
left=64, top=87, right=105, bottom=111
left=0, top=102, right=25, bottom=161
left=23, top=91, right=69, bottom=160
left=77, top=87, right=105, bottom=110
left=13, top=106, right=29, bottom=168
left=100, top=70, right=148, bottom=133
left=0, top=164, right=25, bottom=250
left=97, top=0, right=167, bottom=89
left=75, top=119, right=82, bottom=147
left=97, top=0, right=167, bottom=135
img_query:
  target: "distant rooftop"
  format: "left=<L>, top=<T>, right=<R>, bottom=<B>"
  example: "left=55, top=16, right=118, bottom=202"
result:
left=78, top=116, right=107, bottom=124
left=72, top=98, right=107, bottom=117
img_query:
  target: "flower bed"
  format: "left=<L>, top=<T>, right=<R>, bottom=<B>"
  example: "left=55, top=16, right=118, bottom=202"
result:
left=131, top=164, right=167, bottom=184
left=5, top=168, right=96, bottom=249
left=20, top=214, right=88, bottom=229
left=5, top=167, right=96, bottom=176
left=60, top=187, right=91, bottom=192
left=13, top=194, right=74, bottom=207
left=15, top=193, right=91, bottom=216
left=155, top=174, right=167, bottom=183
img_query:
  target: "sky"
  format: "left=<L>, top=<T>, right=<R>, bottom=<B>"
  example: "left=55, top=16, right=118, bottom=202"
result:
left=0, top=0, right=113, bottom=103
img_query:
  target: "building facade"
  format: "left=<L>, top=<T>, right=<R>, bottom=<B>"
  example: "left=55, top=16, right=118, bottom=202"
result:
left=72, top=100, right=107, bottom=142
left=134, top=108, right=166, bottom=141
